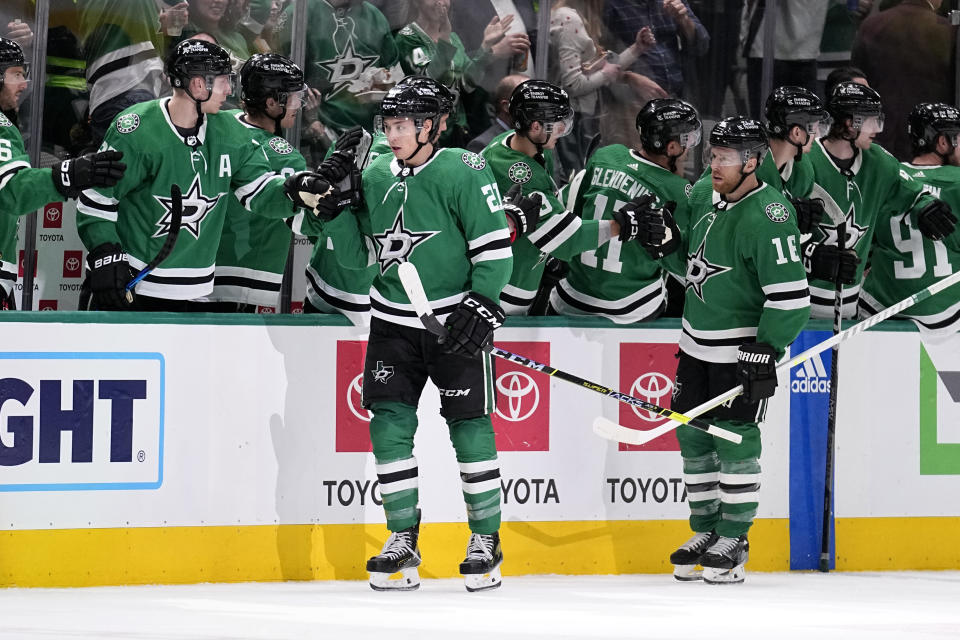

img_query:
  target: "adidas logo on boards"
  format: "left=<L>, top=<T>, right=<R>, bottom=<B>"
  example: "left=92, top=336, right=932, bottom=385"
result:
left=791, top=353, right=831, bottom=393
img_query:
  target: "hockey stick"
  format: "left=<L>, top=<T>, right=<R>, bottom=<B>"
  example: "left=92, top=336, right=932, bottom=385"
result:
left=396, top=262, right=742, bottom=444
left=593, top=266, right=960, bottom=446
left=820, top=222, right=846, bottom=573
left=124, top=183, right=183, bottom=302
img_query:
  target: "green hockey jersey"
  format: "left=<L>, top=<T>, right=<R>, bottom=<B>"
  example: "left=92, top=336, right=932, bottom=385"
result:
left=665, top=177, right=810, bottom=362
left=756, top=148, right=815, bottom=200
left=481, top=130, right=605, bottom=314
left=806, top=139, right=934, bottom=318
left=294, top=131, right=390, bottom=325
left=551, top=145, right=690, bottom=323
left=76, top=98, right=300, bottom=301
left=209, top=111, right=308, bottom=307
left=861, top=162, right=960, bottom=337
left=275, top=0, right=401, bottom=134
left=325, top=147, right=513, bottom=328
left=0, top=112, right=64, bottom=296
left=79, top=0, right=165, bottom=113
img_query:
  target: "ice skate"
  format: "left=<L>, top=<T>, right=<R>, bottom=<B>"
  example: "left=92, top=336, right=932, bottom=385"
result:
left=459, top=531, right=503, bottom=592
left=701, top=535, right=749, bottom=585
left=366, top=516, right=421, bottom=591
left=669, top=531, right=718, bottom=581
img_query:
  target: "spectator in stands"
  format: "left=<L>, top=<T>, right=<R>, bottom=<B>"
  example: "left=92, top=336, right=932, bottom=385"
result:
left=740, top=0, right=830, bottom=119
left=80, top=0, right=181, bottom=147
left=549, top=0, right=655, bottom=174
left=450, top=0, right=538, bottom=80
left=687, top=0, right=743, bottom=121
left=183, top=0, right=254, bottom=69
left=369, top=0, right=412, bottom=34
left=467, top=74, right=526, bottom=153
left=396, top=0, right=529, bottom=148
left=851, top=0, right=955, bottom=160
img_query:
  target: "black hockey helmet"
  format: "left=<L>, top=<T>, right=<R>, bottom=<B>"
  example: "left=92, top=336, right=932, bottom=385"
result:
left=377, top=81, right=443, bottom=129
left=397, top=75, right=456, bottom=115
left=765, top=86, right=829, bottom=139
left=636, top=98, right=701, bottom=152
left=908, top=102, right=960, bottom=154
left=240, top=53, right=306, bottom=109
left=508, top=79, right=573, bottom=136
left=827, top=82, right=883, bottom=134
left=0, top=37, right=26, bottom=90
left=166, top=38, right=234, bottom=91
left=708, top=116, right=768, bottom=165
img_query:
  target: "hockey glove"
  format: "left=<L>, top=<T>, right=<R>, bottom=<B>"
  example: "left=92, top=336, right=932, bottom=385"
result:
left=736, top=342, right=778, bottom=404
left=789, top=197, right=825, bottom=234
left=52, top=150, right=126, bottom=199
left=914, top=199, right=957, bottom=241
left=318, top=150, right=364, bottom=208
left=442, top=292, right=506, bottom=357
left=502, top=184, right=543, bottom=242
left=802, top=242, right=860, bottom=285
left=334, top=125, right=365, bottom=154
left=86, top=242, right=134, bottom=310
left=632, top=195, right=680, bottom=259
left=284, top=171, right=348, bottom=221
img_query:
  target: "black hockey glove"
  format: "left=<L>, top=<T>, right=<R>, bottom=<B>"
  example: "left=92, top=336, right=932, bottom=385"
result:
left=632, top=195, right=680, bottom=259
left=334, top=125, right=364, bottom=154
left=86, top=242, right=134, bottom=310
left=914, top=199, right=957, bottom=241
left=442, top=292, right=506, bottom=357
left=802, top=242, right=860, bottom=285
left=736, top=342, right=779, bottom=404
left=52, top=150, right=126, bottom=199
left=284, top=171, right=349, bottom=221
left=317, top=149, right=363, bottom=208
left=502, top=183, right=543, bottom=242
left=789, top=197, right=825, bottom=235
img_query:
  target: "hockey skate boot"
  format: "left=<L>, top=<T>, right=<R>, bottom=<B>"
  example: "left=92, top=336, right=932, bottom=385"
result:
left=459, top=531, right=503, bottom=592
left=669, top=531, right=718, bottom=581
left=366, top=515, right=422, bottom=591
left=701, top=535, right=749, bottom=585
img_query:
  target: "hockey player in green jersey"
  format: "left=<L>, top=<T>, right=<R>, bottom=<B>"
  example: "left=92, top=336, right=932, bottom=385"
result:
left=638, top=117, right=810, bottom=584
left=76, top=39, right=340, bottom=311
left=297, top=77, right=456, bottom=325
left=0, top=37, right=125, bottom=308
left=205, top=53, right=310, bottom=311
left=320, top=79, right=538, bottom=592
left=804, top=82, right=955, bottom=318
left=761, top=86, right=832, bottom=234
left=549, top=98, right=700, bottom=323
left=482, top=80, right=643, bottom=315
left=860, top=102, right=960, bottom=337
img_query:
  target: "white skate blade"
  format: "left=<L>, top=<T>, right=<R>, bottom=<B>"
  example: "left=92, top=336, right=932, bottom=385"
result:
left=463, top=563, right=502, bottom=592
left=703, top=565, right=745, bottom=585
left=672, top=564, right=703, bottom=581
left=369, top=567, right=421, bottom=591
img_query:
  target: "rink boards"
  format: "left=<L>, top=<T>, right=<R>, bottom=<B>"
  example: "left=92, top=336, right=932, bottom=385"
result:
left=0, top=314, right=958, bottom=587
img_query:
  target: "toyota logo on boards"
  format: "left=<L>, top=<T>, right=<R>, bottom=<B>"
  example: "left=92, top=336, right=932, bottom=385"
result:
left=618, top=342, right=680, bottom=452
left=491, top=342, right=550, bottom=451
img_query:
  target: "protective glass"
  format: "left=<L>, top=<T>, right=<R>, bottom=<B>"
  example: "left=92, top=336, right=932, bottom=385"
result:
left=546, top=112, right=575, bottom=139
left=3, top=67, right=28, bottom=86
left=283, top=88, right=308, bottom=111
left=803, top=116, right=831, bottom=138
left=213, top=73, right=237, bottom=95
left=374, top=115, right=420, bottom=137
left=855, top=113, right=884, bottom=134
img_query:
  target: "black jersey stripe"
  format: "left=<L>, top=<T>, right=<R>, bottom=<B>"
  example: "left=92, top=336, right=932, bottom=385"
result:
left=214, top=274, right=281, bottom=292
left=143, top=271, right=215, bottom=286
left=466, top=237, right=511, bottom=260
left=238, top=173, right=275, bottom=209
left=682, top=329, right=755, bottom=348
left=378, top=467, right=419, bottom=484
left=460, top=469, right=501, bottom=484
left=370, top=297, right=459, bottom=318
left=78, top=191, right=119, bottom=213
left=87, top=48, right=158, bottom=86
left=529, top=211, right=578, bottom=250
left=765, top=287, right=810, bottom=302
left=719, top=482, right=761, bottom=493
left=0, top=163, right=25, bottom=186
left=305, top=269, right=371, bottom=313
left=0, top=270, right=16, bottom=282
left=555, top=284, right=663, bottom=316
left=916, top=306, right=960, bottom=331
left=500, top=289, right=534, bottom=307
left=811, top=290, right=860, bottom=306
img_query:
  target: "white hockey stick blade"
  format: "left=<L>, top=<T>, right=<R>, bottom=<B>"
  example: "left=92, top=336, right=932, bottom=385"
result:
left=398, top=262, right=448, bottom=336
left=592, top=416, right=742, bottom=446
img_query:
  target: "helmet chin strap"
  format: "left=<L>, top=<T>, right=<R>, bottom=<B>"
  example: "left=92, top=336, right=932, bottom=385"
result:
left=521, top=125, right=548, bottom=167
left=399, top=118, right=439, bottom=166
left=723, top=157, right=758, bottom=202
left=184, top=77, right=217, bottom=147
left=792, top=128, right=810, bottom=163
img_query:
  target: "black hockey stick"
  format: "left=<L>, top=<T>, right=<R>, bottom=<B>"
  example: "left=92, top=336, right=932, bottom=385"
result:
left=396, top=262, right=742, bottom=444
left=593, top=266, right=960, bottom=445
left=819, top=222, right=846, bottom=573
left=124, top=183, right=183, bottom=302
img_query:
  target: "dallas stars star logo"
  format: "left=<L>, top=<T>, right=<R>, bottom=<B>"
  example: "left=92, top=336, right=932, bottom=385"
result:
left=818, top=206, right=868, bottom=249
left=371, top=361, right=394, bottom=384
left=315, top=39, right=378, bottom=98
left=685, top=239, right=732, bottom=302
left=373, top=208, right=439, bottom=274
left=152, top=174, right=224, bottom=239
